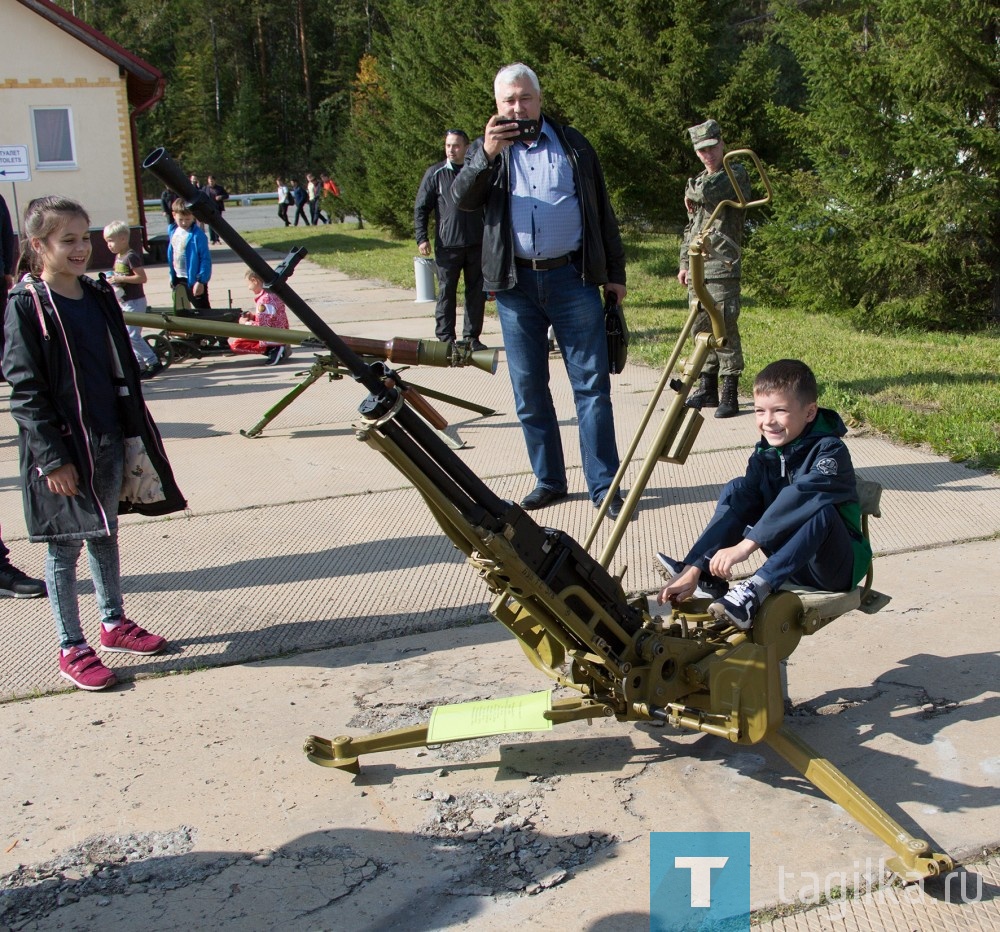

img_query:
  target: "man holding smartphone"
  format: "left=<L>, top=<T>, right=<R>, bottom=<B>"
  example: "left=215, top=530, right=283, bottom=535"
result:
left=414, top=129, right=487, bottom=349
left=454, top=62, right=627, bottom=518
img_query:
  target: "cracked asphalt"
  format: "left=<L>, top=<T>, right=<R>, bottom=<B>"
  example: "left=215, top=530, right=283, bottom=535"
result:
left=3, top=554, right=999, bottom=932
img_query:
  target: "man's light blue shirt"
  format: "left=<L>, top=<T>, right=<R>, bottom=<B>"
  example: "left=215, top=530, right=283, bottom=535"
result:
left=509, top=118, right=582, bottom=260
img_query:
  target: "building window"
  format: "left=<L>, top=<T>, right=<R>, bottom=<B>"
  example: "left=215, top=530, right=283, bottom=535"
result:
left=31, top=107, right=77, bottom=169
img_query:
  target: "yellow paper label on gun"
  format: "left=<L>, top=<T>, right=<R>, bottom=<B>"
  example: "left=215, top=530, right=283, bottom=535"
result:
left=427, top=691, right=553, bottom=743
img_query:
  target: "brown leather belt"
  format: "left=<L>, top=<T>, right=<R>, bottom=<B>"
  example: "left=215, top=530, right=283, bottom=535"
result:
left=514, top=253, right=575, bottom=271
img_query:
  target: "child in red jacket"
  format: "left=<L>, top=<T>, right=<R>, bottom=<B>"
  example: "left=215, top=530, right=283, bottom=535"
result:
left=228, top=270, right=292, bottom=365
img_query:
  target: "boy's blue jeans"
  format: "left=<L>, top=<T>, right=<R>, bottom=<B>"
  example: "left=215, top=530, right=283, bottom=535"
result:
left=686, top=477, right=854, bottom=591
left=46, top=431, right=125, bottom=648
left=494, top=263, right=620, bottom=503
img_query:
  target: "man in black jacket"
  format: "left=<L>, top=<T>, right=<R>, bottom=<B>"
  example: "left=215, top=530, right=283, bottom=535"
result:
left=414, top=130, right=486, bottom=349
left=203, top=174, right=229, bottom=244
left=454, top=63, right=626, bottom=517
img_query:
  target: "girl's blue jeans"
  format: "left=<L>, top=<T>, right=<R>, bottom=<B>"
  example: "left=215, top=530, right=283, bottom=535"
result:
left=46, top=431, right=125, bottom=649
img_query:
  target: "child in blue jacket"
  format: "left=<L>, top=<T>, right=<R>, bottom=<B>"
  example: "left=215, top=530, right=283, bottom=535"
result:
left=166, top=199, right=212, bottom=309
left=657, top=359, right=872, bottom=629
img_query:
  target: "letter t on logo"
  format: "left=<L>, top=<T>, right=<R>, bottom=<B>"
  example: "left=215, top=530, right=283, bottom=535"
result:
left=674, top=856, right=729, bottom=907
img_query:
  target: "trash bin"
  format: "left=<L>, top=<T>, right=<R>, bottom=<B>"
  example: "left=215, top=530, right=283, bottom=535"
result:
left=414, top=256, right=436, bottom=303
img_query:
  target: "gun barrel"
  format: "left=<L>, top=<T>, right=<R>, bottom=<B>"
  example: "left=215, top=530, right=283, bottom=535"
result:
left=142, top=148, right=380, bottom=392
left=123, top=311, right=497, bottom=373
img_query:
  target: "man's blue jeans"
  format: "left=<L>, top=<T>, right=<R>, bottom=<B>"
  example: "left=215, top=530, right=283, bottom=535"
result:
left=495, top=263, right=619, bottom=503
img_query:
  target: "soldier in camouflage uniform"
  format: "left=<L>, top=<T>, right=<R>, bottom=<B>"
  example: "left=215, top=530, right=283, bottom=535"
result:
left=678, top=119, right=751, bottom=418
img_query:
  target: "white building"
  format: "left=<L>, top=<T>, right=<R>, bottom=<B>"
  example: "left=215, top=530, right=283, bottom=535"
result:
left=2, top=0, right=163, bottom=267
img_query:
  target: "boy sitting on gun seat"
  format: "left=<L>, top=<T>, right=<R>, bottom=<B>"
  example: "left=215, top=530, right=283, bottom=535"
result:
left=656, top=359, right=872, bottom=630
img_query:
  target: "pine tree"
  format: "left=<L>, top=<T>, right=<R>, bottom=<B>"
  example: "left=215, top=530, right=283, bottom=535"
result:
left=750, top=0, right=1000, bottom=329
left=496, top=0, right=785, bottom=228
left=337, top=0, right=500, bottom=236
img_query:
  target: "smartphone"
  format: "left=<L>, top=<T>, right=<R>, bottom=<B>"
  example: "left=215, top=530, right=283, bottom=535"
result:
left=497, top=118, right=540, bottom=142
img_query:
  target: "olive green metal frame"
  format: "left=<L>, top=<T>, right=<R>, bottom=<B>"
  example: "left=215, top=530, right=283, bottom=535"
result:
left=140, top=142, right=951, bottom=883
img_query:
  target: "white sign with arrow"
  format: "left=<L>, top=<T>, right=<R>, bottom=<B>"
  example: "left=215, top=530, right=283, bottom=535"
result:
left=0, top=146, right=31, bottom=182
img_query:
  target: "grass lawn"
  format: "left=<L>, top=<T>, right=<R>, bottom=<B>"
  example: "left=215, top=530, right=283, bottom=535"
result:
left=251, top=224, right=1000, bottom=472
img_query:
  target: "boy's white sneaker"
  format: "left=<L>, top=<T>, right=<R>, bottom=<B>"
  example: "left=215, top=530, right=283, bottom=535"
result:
left=709, top=579, right=762, bottom=630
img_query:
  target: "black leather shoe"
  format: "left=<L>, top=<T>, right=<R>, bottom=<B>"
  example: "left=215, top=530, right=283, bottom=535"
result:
left=597, top=491, right=625, bottom=519
left=520, top=487, right=568, bottom=510
left=469, top=339, right=488, bottom=352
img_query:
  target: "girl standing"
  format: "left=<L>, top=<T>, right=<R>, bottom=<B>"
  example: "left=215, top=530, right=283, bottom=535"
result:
left=2, top=197, right=186, bottom=691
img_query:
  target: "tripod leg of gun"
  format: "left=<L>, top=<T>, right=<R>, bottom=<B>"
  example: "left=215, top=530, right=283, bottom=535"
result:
left=303, top=697, right=612, bottom=773
left=766, top=725, right=953, bottom=881
left=240, top=360, right=328, bottom=438
left=398, top=381, right=499, bottom=419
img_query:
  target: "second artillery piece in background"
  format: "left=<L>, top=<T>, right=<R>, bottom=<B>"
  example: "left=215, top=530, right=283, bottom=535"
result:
left=125, top=310, right=499, bottom=441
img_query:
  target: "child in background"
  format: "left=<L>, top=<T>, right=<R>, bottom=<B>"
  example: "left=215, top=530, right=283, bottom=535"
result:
left=276, top=177, right=291, bottom=227
left=167, top=199, right=212, bottom=310
left=228, top=269, right=292, bottom=365
left=2, top=196, right=186, bottom=691
left=657, top=359, right=871, bottom=630
left=290, top=179, right=309, bottom=227
left=103, top=220, right=162, bottom=380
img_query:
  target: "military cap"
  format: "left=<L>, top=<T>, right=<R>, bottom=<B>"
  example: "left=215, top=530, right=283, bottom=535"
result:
left=688, top=119, right=722, bottom=150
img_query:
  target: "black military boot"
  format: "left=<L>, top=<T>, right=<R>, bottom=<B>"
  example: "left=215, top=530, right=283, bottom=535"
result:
left=685, top=373, right=719, bottom=410
left=684, top=372, right=719, bottom=411
left=715, top=375, right=741, bottom=418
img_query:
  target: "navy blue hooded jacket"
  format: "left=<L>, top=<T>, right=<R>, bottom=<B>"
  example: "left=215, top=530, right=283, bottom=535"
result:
left=688, top=408, right=872, bottom=588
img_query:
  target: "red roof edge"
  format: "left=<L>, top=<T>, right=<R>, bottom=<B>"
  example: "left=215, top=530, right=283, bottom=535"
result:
left=16, top=0, right=166, bottom=240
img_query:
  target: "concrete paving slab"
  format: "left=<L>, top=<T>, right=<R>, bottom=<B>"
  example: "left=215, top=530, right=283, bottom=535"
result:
left=2, top=229, right=999, bottom=929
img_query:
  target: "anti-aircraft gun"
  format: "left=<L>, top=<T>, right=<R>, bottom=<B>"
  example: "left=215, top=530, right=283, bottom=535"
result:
left=144, top=147, right=953, bottom=882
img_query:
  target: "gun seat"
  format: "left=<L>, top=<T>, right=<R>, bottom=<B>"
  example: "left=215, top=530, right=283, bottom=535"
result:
left=779, top=478, right=886, bottom=634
